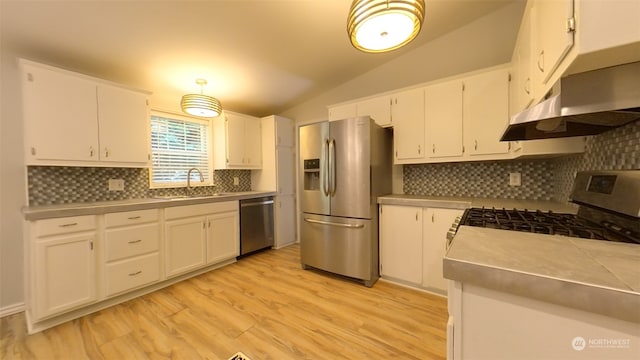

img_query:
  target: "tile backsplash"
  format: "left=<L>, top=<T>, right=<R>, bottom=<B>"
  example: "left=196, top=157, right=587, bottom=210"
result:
left=404, top=120, right=639, bottom=202
left=28, top=167, right=251, bottom=206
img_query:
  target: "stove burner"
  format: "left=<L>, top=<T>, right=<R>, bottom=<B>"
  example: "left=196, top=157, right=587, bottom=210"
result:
left=460, top=207, right=638, bottom=243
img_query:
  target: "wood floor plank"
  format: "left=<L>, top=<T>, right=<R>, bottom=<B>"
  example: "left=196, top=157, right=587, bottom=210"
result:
left=0, top=244, right=448, bottom=359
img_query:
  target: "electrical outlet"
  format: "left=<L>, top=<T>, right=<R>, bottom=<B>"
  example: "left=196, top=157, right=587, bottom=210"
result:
left=108, top=179, right=125, bottom=191
left=509, top=172, right=521, bottom=187
left=233, top=177, right=239, bottom=186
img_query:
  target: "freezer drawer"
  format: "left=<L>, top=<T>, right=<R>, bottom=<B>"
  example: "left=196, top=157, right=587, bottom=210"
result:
left=300, top=213, right=378, bottom=287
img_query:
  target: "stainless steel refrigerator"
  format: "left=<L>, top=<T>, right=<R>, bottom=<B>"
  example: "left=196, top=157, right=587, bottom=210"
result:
left=299, top=116, right=391, bottom=287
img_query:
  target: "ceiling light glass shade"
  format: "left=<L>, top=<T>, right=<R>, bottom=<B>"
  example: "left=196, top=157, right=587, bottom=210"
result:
left=348, top=0, right=425, bottom=53
left=180, top=94, right=222, bottom=117
left=180, top=79, right=222, bottom=118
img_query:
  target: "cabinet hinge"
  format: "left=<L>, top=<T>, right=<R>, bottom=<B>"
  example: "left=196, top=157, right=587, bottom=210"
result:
left=567, top=17, right=576, bottom=33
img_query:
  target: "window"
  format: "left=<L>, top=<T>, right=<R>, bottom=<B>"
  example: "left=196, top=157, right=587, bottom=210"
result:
left=149, top=111, right=211, bottom=187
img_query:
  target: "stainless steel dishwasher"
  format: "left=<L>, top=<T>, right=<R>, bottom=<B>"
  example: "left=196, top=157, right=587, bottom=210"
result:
left=239, top=196, right=275, bottom=256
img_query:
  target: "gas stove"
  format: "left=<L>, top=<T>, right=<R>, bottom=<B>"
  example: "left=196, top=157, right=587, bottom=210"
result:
left=448, top=170, right=640, bottom=244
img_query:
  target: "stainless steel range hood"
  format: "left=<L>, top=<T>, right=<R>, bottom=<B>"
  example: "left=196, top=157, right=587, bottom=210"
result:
left=501, top=61, right=640, bottom=141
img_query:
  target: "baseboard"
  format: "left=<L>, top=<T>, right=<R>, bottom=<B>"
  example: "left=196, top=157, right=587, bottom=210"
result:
left=0, top=302, right=25, bottom=318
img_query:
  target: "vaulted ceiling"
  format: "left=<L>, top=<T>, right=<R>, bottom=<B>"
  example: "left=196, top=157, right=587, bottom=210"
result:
left=1, top=0, right=523, bottom=116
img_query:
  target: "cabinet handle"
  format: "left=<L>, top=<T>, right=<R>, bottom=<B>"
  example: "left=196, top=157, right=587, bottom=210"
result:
left=417, top=145, right=421, bottom=155
left=128, top=239, right=142, bottom=244
left=104, top=148, right=110, bottom=158
left=432, top=144, right=436, bottom=154
left=508, top=142, right=512, bottom=151
left=537, top=51, right=544, bottom=72
left=27, top=73, right=34, bottom=82
left=127, top=216, right=141, bottom=220
left=90, top=241, right=94, bottom=250
left=128, top=270, right=142, bottom=276
left=89, top=147, right=94, bottom=157
left=58, top=222, right=78, bottom=227
left=415, top=212, right=419, bottom=221
left=474, top=140, right=478, bottom=151
left=432, top=213, right=435, bottom=223
left=31, top=147, right=37, bottom=156
left=524, top=77, right=531, bottom=95
left=208, top=220, right=211, bottom=228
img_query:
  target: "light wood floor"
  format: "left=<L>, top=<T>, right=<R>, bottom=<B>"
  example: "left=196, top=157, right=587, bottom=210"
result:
left=1, top=244, right=448, bottom=359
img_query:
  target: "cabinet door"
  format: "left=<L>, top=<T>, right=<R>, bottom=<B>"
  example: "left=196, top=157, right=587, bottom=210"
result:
left=463, top=69, right=510, bottom=156
left=97, top=85, right=150, bottom=164
left=379, top=205, right=423, bottom=284
left=510, top=7, right=535, bottom=115
left=274, top=195, right=296, bottom=248
left=165, top=217, right=207, bottom=277
left=276, top=147, right=295, bottom=195
left=275, top=116, right=294, bottom=147
left=392, top=88, right=425, bottom=163
left=224, top=113, right=246, bottom=166
left=357, top=96, right=392, bottom=127
left=328, top=103, right=357, bottom=121
left=33, top=233, right=96, bottom=319
left=244, top=115, right=262, bottom=168
left=21, top=62, right=99, bottom=163
left=535, top=0, right=574, bottom=84
left=425, top=80, right=463, bottom=158
left=206, top=211, right=239, bottom=264
left=423, top=208, right=464, bottom=294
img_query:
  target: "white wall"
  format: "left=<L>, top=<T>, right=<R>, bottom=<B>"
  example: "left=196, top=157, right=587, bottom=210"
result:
left=0, top=48, right=27, bottom=314
left=280, top=2, right=523, bottom=123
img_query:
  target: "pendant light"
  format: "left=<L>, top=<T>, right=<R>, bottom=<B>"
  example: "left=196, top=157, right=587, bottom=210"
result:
left=180, top=79, right=222, bottom=118
left=347, top=0, right=425, bottom=53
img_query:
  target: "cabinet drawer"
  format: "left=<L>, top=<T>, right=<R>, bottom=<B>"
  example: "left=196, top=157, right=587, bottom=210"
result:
left=104, top=252, right=160, bottom=297
left=35, top=215, right=96, bottom=237
left=105, top=209, right=159, bottom=228
left=105, top=223, right=159, bottom=261
left=164, top=201, right=238, bottom=220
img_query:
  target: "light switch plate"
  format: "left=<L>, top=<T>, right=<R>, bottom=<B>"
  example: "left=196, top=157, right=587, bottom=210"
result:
left=509, top=172, right=521, bottom=187
left=108, top=179, right=125, bottom=191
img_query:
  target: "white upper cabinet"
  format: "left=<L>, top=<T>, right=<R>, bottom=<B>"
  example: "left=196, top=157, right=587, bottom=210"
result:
left=463, top=68, right=511, bottom=157
left=534, top=0, right=575, bottom=86
left=328, top=103, right=357, bottom=121
left=97, top=85, right=150, bottom=164
left=510, top=6, right=535, bottom=115
left=213, top=111, right=262, bottom=169
left=20, top=60, right=150, bottom=167
left=391, top=88, right=425, bottom=163
left=357, top=95, right=392, bottom=127
left=252, top=115, right=295, bottom=194
left=425, top=80, right=463, bottom=159
left=22, top=62, right=99, bottom=163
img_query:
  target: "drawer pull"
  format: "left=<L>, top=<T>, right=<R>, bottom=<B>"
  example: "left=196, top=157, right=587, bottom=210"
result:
left=127, top=216, right=141, bottom=220
left=128, top=239, right=142, bottom=244
left=58, top=222, right=78, bottom=227
left=128, top=270, right=142, bottom=276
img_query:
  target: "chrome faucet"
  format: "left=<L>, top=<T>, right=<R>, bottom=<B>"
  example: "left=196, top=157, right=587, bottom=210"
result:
left=186, top=167, right=204, bottom=194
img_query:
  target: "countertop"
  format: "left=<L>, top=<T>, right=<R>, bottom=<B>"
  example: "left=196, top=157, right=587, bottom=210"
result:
left=23, top=191, right=277, bottom=220
left=377, top=194, right=578, bottom=213
left=444, top=226, right=640, bottom=323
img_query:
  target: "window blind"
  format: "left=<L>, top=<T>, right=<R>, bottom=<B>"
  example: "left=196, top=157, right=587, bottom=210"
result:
left=150, top=112, right=211, bottom=187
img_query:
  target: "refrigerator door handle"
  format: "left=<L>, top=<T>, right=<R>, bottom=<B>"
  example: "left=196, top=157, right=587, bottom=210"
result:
left=304, top=217, right=365, bottom=229
left=323, top=138, right=330, bottom=196
left=329, top=138, right=336, bottom=196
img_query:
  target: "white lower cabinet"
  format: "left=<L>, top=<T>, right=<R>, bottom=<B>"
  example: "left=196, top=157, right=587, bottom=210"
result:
left=206, top=211, right=239, bottom=265
left=379, top=205, right=423, bottom=284
left=379, top=204, right=464, bottom=294
left=103, top=209, right=161, bottom=297
left=29, top=215, right=97, bottom=320
left=25, top=200, right=241, bottom=333
left=422, top=208, right=464, bottom=294
left=164, top=201, right=239, bottom=278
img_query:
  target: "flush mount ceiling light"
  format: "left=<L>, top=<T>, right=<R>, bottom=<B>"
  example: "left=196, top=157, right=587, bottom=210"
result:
left=180, top=79, right=222, bottom=118
left=347, top=0, right=425, bottom=53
